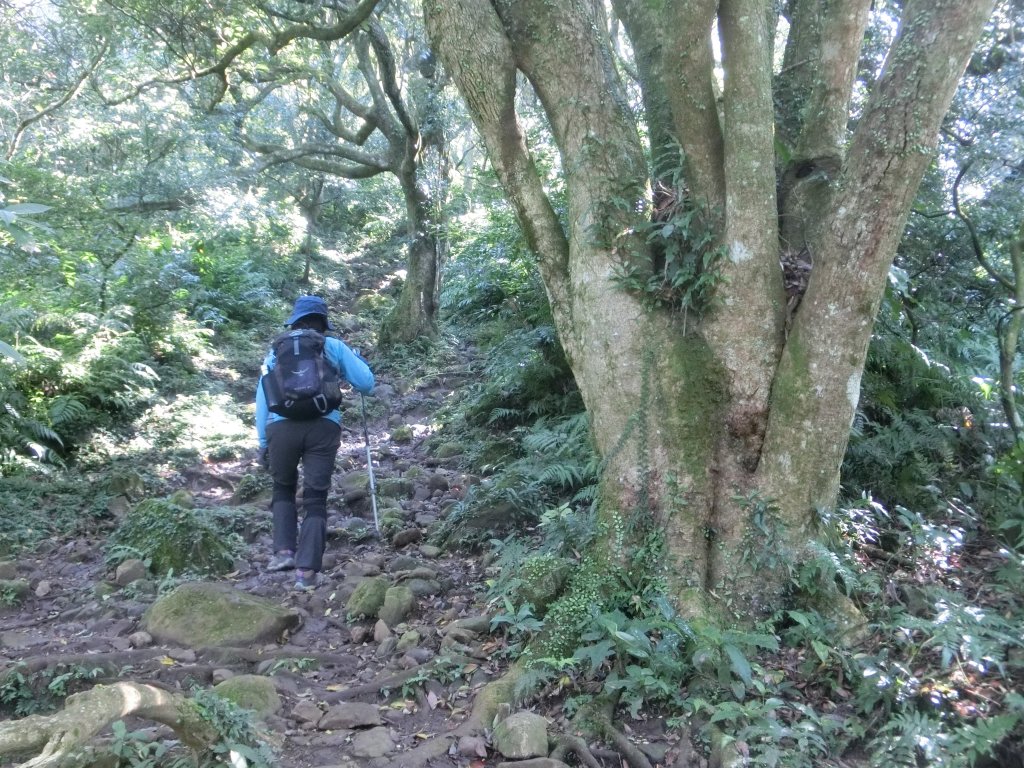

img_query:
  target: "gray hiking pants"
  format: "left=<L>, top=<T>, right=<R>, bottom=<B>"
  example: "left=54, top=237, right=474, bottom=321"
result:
left=266, top=417, right=342, bottom=572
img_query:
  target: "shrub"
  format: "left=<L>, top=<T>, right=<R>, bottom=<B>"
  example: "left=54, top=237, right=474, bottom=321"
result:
left=108, top=498, right=238, bottom=576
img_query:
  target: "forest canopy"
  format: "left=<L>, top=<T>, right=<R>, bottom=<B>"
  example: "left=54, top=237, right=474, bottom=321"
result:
left=0, top=0, right=1023, bottom=766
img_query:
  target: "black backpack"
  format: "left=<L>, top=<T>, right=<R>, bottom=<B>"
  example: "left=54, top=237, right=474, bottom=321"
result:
left=261, top=329, right=343, bottom=419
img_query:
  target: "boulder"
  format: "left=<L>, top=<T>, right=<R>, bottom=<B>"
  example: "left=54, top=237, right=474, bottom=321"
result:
left=377, top=478, right=415, bottom=499
left=349, top=726, right=395, bottom=758
left=143, top=582, right=300, bottom=647
left=378, top=586, right=415, bottom=627
left=345, top=576, right=388, bottom=619
left=492, top=711, right=549, bottom=760
left=114, top=558, right=148, bottom=586
left=319, top=702, right=383, bottom=730
left=212, top=674, right=281, bottom=720
left=516, top=556, right=571, bottom=616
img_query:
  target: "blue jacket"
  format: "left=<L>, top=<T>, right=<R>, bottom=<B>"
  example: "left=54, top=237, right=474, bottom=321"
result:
left=255, top=336, right=374, bottom=449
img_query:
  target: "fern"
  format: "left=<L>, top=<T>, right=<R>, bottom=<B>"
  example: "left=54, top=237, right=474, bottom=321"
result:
left=898, top=589, right=1019, bottom=671
left=48, top=395, right=88, bottom=427
left=869, top=711, right=949, bottom=767
left=0, top=382, right=63, bottom=474
left=949, top=713, right=1021, bottom=767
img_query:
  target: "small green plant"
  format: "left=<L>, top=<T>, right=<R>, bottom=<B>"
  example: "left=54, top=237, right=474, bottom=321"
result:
left=265, top=657, right=318, bottom=675
left=397, top=655, right=476, bottom=699
left=46, top=665, right=105, bottom=699
left=232, top=472, right=272, bottom=503
left=0, top=663, right=106, bottom=717
left=609, top=159, right=728, bottom=319
left=0, top=583, right=24, bottom=607
left=490, top=599, right=544, bottom=656
left=0, top=666, right=40, bottom=717
left=108, top=498, right=239, bottom=576
left=109, top=719, right=193, bottom=768
left=190, top=687, right=277, bottom=767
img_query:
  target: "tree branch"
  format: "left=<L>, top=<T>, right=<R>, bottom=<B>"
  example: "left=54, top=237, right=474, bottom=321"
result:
left=952, top=160, right=1015, bottom=291
left=6, top=40, right=111, bottom=161
left=242, top=138, right=387, bottom=171
left=94, top=0, right=381, bottom=107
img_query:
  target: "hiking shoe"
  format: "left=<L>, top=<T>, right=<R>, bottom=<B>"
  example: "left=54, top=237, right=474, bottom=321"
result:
left=293, top=570, right=322, bottom=592
left=267, top=551, right=295, bottom=572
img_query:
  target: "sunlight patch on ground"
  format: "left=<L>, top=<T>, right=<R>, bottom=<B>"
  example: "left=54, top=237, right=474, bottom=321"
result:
left=407, top=423, right=434, bottom=438
left=192, top=344, right=240, bottom=382
left=111, top=393, right=252, bottom=466
left=380, top=269, right=406, bottom=292
left=323, top=248, right=361, bottom=263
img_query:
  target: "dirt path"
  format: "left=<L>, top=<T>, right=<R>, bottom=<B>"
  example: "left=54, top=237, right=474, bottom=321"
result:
left=0, top=340, right=540, bottom=767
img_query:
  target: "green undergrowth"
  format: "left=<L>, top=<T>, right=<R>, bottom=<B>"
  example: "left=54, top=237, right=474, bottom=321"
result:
left=0, top=662, right=108, bottom=717
left=429, top=205, right=1024, bottom=764
left=480, top=497, right=1024, bottom=766
left=428, top=206, right=596, bottom=548
left=107, top=497, right=243, bottom=577
left=0, top=475, right=112, bottom=556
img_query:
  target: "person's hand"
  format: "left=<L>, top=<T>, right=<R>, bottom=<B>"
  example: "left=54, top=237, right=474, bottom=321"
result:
left=259, top=446, right=270, bottom=471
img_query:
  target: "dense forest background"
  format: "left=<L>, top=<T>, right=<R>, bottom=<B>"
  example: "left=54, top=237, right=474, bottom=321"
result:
left=1, top=0, right=1023, bottom=766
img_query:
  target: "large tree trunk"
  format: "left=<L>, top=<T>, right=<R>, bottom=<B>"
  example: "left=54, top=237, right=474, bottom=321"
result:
left=380, top=148, right=441, bottom=345
left=424, top=0, right=994, bottom=616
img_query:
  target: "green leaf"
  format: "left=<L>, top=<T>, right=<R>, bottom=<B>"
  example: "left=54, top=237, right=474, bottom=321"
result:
left=0, top=340, right=25, bottom=364
left=788, top=610, right=811, bottom=627
left=723, top=643, right=752, bottom=685
left=811, top=639, right=831, bottom=664
left=4, top=203, right=50, bottom=215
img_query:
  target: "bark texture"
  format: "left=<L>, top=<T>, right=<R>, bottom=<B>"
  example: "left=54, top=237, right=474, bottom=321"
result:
left=0, top=682, right=215, bottom=766
left=424, top=0, right=995, bottom=614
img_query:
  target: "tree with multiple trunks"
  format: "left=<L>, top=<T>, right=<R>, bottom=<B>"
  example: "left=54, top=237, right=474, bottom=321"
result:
left=423, top=0, right=997, bottom=617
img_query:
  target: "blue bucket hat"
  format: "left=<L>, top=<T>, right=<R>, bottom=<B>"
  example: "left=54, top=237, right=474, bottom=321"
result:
left=285, top=295, right=335, bottom=329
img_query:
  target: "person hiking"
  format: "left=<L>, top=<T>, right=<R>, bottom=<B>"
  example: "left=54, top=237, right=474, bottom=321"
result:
left=255, top=295, right=374, bottom=591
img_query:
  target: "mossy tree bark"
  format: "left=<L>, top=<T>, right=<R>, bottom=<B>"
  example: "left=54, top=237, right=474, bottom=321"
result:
left=424, top=0, right=995, bottom=616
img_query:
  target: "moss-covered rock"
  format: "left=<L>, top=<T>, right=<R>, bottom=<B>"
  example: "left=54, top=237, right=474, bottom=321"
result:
left=380, top=513, right=405, bottom=538
left=166, top=490, right=195, bottom=509
left=515, top=556, right=571, bottom=616
left=433, top=442, right=466, bottom=459
left=378, top=585, right=415, bottom=626
left=378, top=478, right=415, bottom=499
left=492, top=711, right=549, bottom=759
left=337, top=468, right=370, bottom=505
left=391, top=425, right=413, bottom=444
left=346, top=576, right=389, bottom=619
left=143, top=582, right=300, bottom=647
left=212, top=674, right=281, bottom=720
left=231, top=473, right=272, bottom=505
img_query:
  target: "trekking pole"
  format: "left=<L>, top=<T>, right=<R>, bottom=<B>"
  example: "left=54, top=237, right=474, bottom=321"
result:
left=360, top=393, right=380, bottom=535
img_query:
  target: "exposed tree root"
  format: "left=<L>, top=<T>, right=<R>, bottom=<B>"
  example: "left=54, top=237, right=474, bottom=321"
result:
left=0, top=650, right=167, bottom=681
left=0, top=682, right=216, bottom=767
left=550, top=733, right=605, bottom=768
left=594, top=715, right=655, bottom=768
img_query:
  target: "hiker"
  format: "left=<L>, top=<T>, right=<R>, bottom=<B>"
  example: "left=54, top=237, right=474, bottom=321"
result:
left=255, top=295, right=374, bottom=591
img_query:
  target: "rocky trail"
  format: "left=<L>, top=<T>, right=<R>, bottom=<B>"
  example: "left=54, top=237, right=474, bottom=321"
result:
left=0, top=334, right=679, bottom=768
